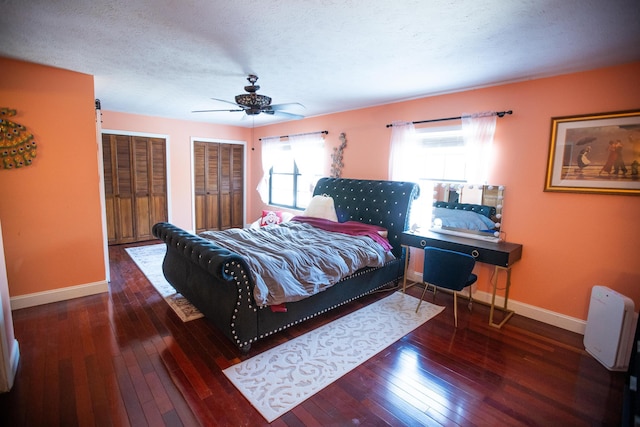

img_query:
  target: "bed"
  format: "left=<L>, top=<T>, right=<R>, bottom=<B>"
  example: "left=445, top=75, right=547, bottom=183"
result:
left=152, top=177, right=420, bottom=352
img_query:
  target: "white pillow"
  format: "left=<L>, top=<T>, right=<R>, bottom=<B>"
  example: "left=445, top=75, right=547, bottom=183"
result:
left=302, top=195, right=338, bottom=222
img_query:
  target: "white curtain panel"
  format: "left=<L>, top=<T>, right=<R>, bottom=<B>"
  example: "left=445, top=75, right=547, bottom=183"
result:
left=388, top=121, right=417, bottom=181
left=462, top=111, right=497, bottom=185
left=289, top=133, right=325, bottom=198
left=257, top=136, right=284, bottom=203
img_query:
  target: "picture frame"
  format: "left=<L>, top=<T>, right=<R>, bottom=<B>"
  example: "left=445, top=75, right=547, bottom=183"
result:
left=544, top=109, right=640, bottom=196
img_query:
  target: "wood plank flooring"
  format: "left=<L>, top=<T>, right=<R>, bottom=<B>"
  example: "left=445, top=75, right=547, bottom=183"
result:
left=0, top=242, right=625, bottom=426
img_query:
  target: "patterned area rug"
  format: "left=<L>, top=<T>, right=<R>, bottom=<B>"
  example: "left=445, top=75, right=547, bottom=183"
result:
left=125, top=244, right=204, bottom=322
left=223, top=291, right=444, bottom=422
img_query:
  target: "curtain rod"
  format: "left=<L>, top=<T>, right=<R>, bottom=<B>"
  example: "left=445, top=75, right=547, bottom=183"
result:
left=385, top=110, right=512, bottom=128
left=259, top=130, right=328, bottom=141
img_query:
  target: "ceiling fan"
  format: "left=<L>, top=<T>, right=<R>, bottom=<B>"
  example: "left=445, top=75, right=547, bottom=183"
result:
left=193, top=74, right=305, bottom=119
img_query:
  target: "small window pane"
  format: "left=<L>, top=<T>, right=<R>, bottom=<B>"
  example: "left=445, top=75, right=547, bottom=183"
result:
left=270, top=174, right=294, bottom=206
left=415, top=126, right=466, bottom=181
left=271, top=149, right=294, bottom=173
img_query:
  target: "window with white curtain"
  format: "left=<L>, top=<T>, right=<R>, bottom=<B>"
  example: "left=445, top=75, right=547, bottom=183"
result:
left=415, top=125, right=467, bottom=182
left=405, top=125, right=467, bottom=229
left=258, top=133, right=325, bottom=210
left=388, top=112, right=497, bottom=229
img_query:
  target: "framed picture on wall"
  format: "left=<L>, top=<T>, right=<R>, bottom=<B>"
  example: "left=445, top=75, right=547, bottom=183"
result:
left=544, top=109, right=640, bottom=196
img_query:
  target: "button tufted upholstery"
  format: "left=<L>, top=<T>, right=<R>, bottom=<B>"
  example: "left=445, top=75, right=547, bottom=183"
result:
left=313, top=178, right=420, bottom=257
left=152, top=222, right=247, bottom=280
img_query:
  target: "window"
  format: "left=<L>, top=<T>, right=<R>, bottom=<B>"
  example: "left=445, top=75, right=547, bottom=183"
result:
left=269, top=148, right=320, bottom=209
left=258, top=133, right=325, bottom=210
left=389, top=113, right=498, bottom=229
left=411, top=125, right=466, bottom=228
left=389, top=123, right=467, bottom=229
left=414, top=125, right=466, bottom=182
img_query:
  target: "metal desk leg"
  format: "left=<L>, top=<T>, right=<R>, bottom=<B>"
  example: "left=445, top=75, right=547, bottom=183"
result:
left=402, top=244, right=409, bottom=293
left=489, top=265, right=515, bottom=328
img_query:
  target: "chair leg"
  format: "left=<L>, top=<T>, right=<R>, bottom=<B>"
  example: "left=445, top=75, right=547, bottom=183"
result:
left=453, top=291, right=458, bottom=327
left=467, top=286, right=473, bottom=311
left=415, top=282, right=429, bottom=313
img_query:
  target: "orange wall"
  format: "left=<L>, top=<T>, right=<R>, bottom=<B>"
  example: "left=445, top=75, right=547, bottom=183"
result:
left=250, top=62, right=640, bottom=321
left=2, top=56, right=639, bottom=325
left=0, top=58, right=105, bottom=295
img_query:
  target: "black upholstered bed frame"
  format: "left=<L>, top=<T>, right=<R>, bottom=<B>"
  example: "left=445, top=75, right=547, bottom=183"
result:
left=152, top=177, right=419, bottom=352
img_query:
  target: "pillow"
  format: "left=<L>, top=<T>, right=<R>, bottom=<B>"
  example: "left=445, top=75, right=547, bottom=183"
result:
left=260, top=210, right=284, bottom=226
left=251, top=211, right=295, bottom=229
left=302, top=195, right=338, bottom=222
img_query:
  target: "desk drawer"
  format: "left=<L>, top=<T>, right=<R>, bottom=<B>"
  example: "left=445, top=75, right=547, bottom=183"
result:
left=401, top=232, right=522, bottom=267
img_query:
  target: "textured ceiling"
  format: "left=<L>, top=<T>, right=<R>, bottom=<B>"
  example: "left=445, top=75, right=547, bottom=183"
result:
left=2, top=0, right=640, bottom=127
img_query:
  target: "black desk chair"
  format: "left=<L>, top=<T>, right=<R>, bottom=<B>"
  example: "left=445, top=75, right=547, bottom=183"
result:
left=416, top=247, right=478, bottom=327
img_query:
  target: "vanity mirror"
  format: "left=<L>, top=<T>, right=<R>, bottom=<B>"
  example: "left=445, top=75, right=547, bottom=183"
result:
left=429, top=182, right=505, bottom=242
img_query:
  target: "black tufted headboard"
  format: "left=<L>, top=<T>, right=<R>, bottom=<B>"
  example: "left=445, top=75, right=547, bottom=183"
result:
left=312, top=178, right=420, bottom=257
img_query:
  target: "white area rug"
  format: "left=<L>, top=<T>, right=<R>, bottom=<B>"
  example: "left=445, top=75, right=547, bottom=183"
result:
left=125, top=244, right=204, bottom=322
left=223, top=291, right=444, bottom=422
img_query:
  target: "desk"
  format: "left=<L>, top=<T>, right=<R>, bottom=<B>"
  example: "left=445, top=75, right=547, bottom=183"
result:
left=401, top=230, right=523, bottom=328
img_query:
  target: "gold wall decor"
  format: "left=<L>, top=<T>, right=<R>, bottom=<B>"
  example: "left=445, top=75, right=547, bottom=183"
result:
left=1, top=108, right=37, bottom=169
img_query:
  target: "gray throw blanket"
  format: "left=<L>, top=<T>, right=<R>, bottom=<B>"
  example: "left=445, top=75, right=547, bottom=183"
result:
left=199, top=221, right=395, bottom=306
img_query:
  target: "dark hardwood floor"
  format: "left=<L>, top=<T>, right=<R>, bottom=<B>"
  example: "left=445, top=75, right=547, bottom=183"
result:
left=0, top=242, right=625, bottom=426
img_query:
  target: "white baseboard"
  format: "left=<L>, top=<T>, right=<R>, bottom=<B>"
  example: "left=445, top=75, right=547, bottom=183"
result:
left=10, top=280, right=109, bottom=310
left=406, top=271, right=586, bottom=335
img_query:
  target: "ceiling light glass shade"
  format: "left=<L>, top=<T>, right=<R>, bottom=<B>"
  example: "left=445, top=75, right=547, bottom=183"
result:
left=235, top=94, right=272, bottom=108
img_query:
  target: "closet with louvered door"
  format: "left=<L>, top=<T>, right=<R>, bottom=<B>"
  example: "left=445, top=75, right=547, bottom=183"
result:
left=194, top=141, right=244, bottom=234
left=102, top=134, right=168, bottom=245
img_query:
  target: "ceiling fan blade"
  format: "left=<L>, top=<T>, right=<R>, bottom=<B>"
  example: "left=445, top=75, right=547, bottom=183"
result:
left=192, top=109, right=245, bottom=113
left=210, top=97, right=248, bottom=109
left=272, top=110, right=305, bottom=120
left=268, top=102, right=305, bottom=111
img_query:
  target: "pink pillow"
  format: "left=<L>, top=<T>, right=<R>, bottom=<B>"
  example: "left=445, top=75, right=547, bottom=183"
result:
left=260, top=210, right=283, bottom=226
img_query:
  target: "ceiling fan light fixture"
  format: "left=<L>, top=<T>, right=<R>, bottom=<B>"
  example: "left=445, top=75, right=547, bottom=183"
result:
left=235, top=93, right=272, bottom=108
left=195, top=74, right=303, bottom=120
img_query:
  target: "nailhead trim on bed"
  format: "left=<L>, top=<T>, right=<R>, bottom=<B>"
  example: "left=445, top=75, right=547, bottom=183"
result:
left=250, top=278, right=396, bottom=344
left=224, top=260, right=257, bottom=347
left=238, top=263, right=394, bottom=346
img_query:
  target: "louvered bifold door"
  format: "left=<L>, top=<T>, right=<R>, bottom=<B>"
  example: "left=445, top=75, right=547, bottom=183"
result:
left=204, top=143, right=221, bottom=231
left=102, top=134, right=167, bottom=244
left=230, top=144, right=244, bottom=228
left=194, top=141, right=244, bottom=233
left=132, top=136, right=152, bottom=241
left=149, top=138, right=168, bottom=231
